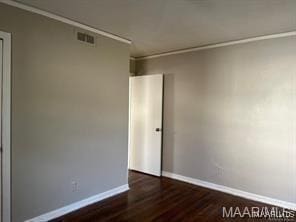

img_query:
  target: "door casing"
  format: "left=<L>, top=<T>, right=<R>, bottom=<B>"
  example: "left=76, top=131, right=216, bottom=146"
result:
left=0, top=30, right=11, bottom=222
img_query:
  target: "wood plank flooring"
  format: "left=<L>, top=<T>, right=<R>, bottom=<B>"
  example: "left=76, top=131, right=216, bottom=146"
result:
left=51, top=171, right=295, bottom=222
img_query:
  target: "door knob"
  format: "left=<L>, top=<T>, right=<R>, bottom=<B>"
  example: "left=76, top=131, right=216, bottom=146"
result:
left=155, top=128, right=161, bottom=132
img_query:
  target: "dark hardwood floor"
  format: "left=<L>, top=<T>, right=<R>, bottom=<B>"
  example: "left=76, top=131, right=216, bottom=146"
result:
left=51, top=171, right=295, bottom=222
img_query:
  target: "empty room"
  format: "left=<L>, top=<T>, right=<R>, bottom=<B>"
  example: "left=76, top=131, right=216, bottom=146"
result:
left=0, top=0, right=295, bottom=221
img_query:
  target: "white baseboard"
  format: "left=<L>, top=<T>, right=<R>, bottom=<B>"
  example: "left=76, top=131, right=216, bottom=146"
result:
left=162, top=171, right=296, bottom=210
left=25, top=184, right=129, bottom=222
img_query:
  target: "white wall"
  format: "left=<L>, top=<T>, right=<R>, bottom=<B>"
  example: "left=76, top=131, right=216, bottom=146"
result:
left=136, top=36, right=296, bottom=205
left=0, top=3, right=130, bottom=222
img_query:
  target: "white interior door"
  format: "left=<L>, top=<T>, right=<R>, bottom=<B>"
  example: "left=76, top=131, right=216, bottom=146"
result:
left=129, top=74, right=163, bottom=176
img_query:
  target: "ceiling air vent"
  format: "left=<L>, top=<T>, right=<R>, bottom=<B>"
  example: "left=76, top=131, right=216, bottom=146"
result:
left=77, top=32, right=95, bottom=45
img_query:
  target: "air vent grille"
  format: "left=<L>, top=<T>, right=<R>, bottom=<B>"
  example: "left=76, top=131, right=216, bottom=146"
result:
left=86, top=35, right=95, bottom=44
left=77, top=32, right=95, bottom=45
left=77, top=32, right=86, bottom=41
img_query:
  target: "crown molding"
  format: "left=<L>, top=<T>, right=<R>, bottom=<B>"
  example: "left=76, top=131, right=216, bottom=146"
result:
left=3, top=0, right=296, bottom=60
left=135, top=31, right=296, bottom=60
left=0, top=0, right=131, bottom=44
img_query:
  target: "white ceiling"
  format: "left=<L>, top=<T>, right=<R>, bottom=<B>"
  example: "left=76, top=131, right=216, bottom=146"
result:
left=14, top=0, right=296, bottom=57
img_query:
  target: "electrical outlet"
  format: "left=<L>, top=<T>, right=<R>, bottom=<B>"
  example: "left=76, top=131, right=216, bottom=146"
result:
left=71, top=181, right=78, bottom=192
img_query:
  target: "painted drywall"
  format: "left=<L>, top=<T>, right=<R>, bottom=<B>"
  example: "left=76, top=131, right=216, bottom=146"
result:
left=16, top=0, right=296, bottom=57
left=130, top=59, right=136, bottom=75
left=136, top=36, right=296, bottom=204
left=0, top=3, right=129, bottom=222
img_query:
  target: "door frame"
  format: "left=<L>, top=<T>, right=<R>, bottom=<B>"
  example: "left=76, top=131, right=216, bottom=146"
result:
left=0, top=30, right=11, bottom=222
